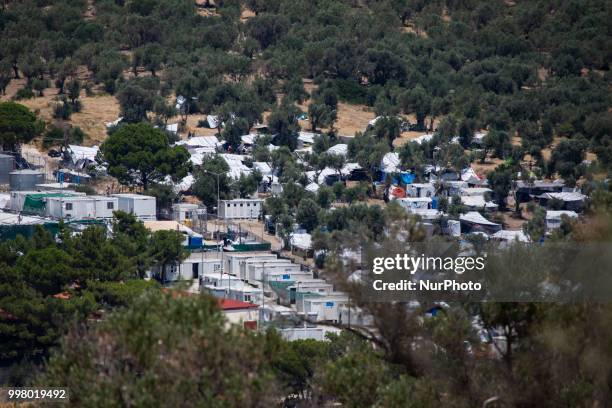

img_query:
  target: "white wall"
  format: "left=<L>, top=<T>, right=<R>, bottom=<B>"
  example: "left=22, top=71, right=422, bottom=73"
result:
left=224, top=253, right=278, bottom=277
left=219, top=199, right=263, bottom=219
left=247, top=263, right=302, bottom=283
left=46, top=197, right=117, bottom=220
left=115, top=195, right=156, bottom=220
left=222, top=308, right=259, bottom=328
left=236, top=256, right=283, bottom=279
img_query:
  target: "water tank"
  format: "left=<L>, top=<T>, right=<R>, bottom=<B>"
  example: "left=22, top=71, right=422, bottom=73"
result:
left=0, top=154, right=15, bottom=184
left=9, top=169, right=45, bottom=191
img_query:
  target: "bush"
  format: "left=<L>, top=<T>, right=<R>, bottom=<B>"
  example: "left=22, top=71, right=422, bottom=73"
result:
left=13, top=86, right=35, bottom=100
left=72, top=184, right=96, bottom=195
left=42, top=126, right=64, bottom=148
left=53, top=100, right=73, bottom=120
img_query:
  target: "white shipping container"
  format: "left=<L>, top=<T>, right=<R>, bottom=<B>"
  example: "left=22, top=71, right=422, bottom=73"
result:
left=113, top=194, right=156, bottom=220
left=247, top=263, right=303, bottom=284
left=239, top=258, right=291, bottom=280
left=224, top=253, right=278, bottom=277
left=299, top=295, right=349, bottom=323
left=219, top=199, right=263, bottom=219
left=46, top=196, right=117, bottom=220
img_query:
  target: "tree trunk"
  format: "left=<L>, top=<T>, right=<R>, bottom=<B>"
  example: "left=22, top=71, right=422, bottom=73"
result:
left=12, top=64, right=19, bottom=79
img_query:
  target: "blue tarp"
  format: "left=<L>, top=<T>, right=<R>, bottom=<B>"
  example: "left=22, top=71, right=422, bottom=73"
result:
left=380, top=172, right=415, bottom=184
left=400, top=173, right=416, bottom=184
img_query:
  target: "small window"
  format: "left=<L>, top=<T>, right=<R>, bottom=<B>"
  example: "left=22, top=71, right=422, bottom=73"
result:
left=247, top=203, right=250, bottom=207
left=65, top=203, right=73, bottom=210
left=240, top=203, right=243, bottom=207
left=107, top=202, right=114, bottom=210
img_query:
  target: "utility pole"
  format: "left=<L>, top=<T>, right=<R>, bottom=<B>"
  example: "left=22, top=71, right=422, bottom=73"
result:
left=202, top=169, right=223, bottom=293
left=261, top=261, right=266, bottom=314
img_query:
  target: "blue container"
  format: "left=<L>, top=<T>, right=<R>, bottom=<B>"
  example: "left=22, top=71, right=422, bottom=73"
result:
left=189, top=236, right=203, bottom=249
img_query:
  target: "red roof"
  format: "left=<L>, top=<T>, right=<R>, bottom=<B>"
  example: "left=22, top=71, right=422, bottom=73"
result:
left=217, top=298, right=259, bottom=310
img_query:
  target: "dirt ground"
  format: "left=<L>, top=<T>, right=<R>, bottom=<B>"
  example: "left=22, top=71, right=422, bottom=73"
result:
left=1, top=79, right=120, bottom=146
left=471, top=157, right=505, bottom=175
left=297, top=80, right=376, bottom=136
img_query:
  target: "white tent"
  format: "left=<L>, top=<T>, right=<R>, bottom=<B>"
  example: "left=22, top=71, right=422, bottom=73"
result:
left=461, top=167, right=486, bottom=185
left=411, top=133, right=434, bottom=145
left=170, top=174, right=195, bottom=193
left=290, top=232, right=312, bottom=250
left=381, top=152, right=400, bottom=173
left=491, top=230, right=530, bottom=242
left=166, top=123, right=179, bottom=134
left=546, top=210, right=578, bottom=230
left=220, top=154, right=252, bottom=180
left=207, top=115, right=220, bottom=129
left=396, top=197, right=432, bottom=210
left=405, top=183, right=435, bottom=198
left=241, top=133, right=258, bottom=145
left=460, top=211, right=499, bottom=226
left=188, top=148, right=215, bottom=166
left=253, top=162, right=272, bottom=176
left=472, top=131, right=487, bottom=145
left=342, top=162, right=361, bottom=174
left=326, top=144, right=348, bottom=156
left=540, top=192, right=586, bottom=202
left=105, top=117, right=123, bottom=129
left=409, top=208, right=442, bottom=220
left=176, top=136, right=221, bottom=150
left=460, top=195, right=498, bottom=211
left=460, top=187, right=492, bottom=196
left=460, top=212, right=501, bottom=233
left=68, top=145, right=99, bottom=163
left=298, top=131, right=318, bottom=145
left=305, top=182, right=320, bottom=193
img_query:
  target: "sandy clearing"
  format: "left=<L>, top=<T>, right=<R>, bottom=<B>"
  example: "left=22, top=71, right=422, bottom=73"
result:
left=2, top=78, right=120, bottom=146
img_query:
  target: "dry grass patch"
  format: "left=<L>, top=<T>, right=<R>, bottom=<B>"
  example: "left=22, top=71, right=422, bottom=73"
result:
left=2, top=79, right=120, bottom=146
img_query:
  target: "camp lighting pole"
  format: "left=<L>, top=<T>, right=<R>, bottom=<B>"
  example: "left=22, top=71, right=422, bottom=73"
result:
left=202, top=169, right=224, bottom=295
left=201, top=169, right=221, bottom=226
left=261, top=261, right=266, bottom=311
left=297, top=281, right=306, bottom=328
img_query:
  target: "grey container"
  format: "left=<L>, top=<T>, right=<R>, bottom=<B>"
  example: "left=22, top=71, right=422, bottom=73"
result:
left=9, top=169, right=45, bottom=191
left=0, top=154, right=15, bottom=184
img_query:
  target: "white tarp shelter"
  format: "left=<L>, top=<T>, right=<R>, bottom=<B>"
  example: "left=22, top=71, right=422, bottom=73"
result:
left=207, top=115, right=220, bottom=128
left=546, top=210, right=578, bottom=230
left=460, top=195, right=498, bottom=211
left=381, top=152, right=400, bottom=173
left=461, top=167, right=486, bottom=185
left=176, top=136, right=221, bottom=150
left=326, top=144, right=348, bottom=156
left=491, top=230, right=530, bottom=242
left=290, top=232, right=312, bottom=251
left=460, top=211, right=502, bottom=233
left=68, top=145, right=99, bottom=163
left=298, top=132, right=318, bottom=145
left=411, top=133, right=434, bottom=144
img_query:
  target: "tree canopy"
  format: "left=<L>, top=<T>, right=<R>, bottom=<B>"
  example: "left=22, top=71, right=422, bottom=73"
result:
left=101, top=123, right=190, bottom=190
